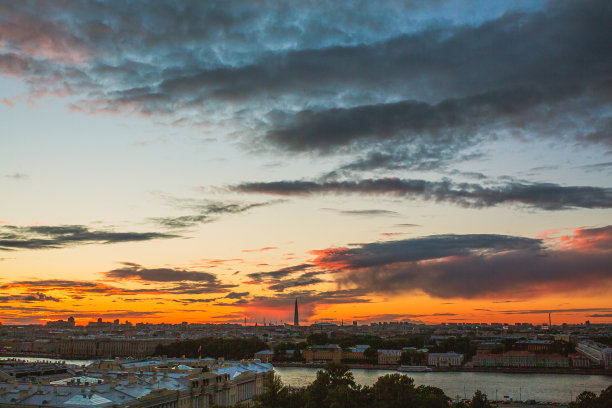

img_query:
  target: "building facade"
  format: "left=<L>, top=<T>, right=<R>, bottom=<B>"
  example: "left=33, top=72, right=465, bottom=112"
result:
left=427, top=352, right=464, bottom=367
left=0, top=358, right=273, bottom=408
left=302, top=345, right=342, bottom=364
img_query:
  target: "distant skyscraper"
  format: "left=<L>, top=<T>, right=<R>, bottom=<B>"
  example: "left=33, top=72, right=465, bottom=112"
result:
left=294, top=298, right=299, bottom=326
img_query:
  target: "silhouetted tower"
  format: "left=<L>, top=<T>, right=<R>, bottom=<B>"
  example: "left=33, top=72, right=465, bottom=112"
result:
left=294, top=298, right=299, bottom=326
left=549, top=312, right=552, bottom=327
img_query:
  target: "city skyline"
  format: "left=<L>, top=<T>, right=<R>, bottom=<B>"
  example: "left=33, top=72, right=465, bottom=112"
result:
left=1, top=0, right=612, bottom=326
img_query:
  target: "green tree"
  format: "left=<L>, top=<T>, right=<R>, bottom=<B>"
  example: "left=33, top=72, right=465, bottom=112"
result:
left=400, top=350, right=427, bottom=365
left=154, top=337, right=268, bottom=360
left=307, top=332, right=329, bottom=345
left=304, top=363, right=361, bottom=408
left=569, top=386, right=612, bottom=408
left=324, top=362, right=356, bottom=388
left=415, top=385, right=450, bottom=408
left=571, top=391, right=597, bottom=408
left=364, top=347, right=378, bottom=364
left=470, top=390, right=492, bottom=408
left=254, top=374, right=288, bottom=408
left=371, top=374, right=417, bottom=408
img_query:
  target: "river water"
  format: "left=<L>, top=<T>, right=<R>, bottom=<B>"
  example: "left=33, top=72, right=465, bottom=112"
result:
left=274, top=367, right=611, bottom=403
left=0, top=356, right=93, bottom=366
left=2, top=358, right=609, bottom=403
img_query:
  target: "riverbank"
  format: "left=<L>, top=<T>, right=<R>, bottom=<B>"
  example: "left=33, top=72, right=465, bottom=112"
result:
left=274, top=366, right=612, bottom=403
left=273, top=361, right=612, bottom=376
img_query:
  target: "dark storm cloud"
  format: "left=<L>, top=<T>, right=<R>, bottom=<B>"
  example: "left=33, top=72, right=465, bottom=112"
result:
left=579, top=161, right=612, bottom=172
left=476, top=307, right=612, bottom=315
left=231, top=178, right=612, bottom=210
left=0, top=280, right=110, bottom=291
left=224, top=291, right=249, bottom=299
left=338, top=249, right=612, bottom=299
left=265, top=87, right=569, bottom=153
left=102, top=263, right=237, bottom=294
left=104, top=263, right=219, bottom=282
left=2, top=0, right=611, bottom=158
left=173, top=298, right=218, bottom=304
left=315, top=234, right=542, bottom=269
left=0, top=224, right=177, bottom=251
left=0, top=292, right=60, bottom=303
left=4, top=269, right=237, bottom=295
left=248, top=288, right=371, bottom=309
left=159, top=2, right=611, bottom=107
left=303, top=226, right=612, bottom=299
left=321, top=208, right=400, bottom=217
left=149, top=200, right=279, bottom=229
left=246, top=263, right=325, bottom=292
left=246, top=263, right=314, bottom=282
left=324, top=149, right=485, bottom=178
left=268, top=272, right=326, bottom=292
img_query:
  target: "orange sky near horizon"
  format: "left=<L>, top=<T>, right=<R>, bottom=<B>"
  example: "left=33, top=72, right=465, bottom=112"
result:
left=1, top=0, right=612, bottom=327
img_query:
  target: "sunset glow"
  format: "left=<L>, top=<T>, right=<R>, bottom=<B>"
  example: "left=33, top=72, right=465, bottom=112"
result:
left=1, top=0, right=611, bottom=327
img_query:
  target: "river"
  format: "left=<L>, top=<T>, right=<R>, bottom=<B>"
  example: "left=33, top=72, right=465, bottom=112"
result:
left=2, top=357, right=609, bottom=403
left=274, top=367, right=611, bottom=403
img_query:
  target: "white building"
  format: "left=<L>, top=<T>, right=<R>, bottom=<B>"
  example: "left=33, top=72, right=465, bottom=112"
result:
left=0, top=358, right=274, bottom=408
left=576, top=341, right=612, bottom=368
left=427, top=352, right=463, bottom=367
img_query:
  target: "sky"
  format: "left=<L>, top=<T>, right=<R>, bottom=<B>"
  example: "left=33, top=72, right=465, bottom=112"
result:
left=1, top=0, right=611, bottom=326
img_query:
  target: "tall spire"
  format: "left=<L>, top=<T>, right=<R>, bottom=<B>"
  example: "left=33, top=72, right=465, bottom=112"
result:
left=294, top=298, right=299, bottom=326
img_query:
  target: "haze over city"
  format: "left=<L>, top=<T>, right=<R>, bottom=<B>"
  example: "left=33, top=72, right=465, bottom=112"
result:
left=1, top=0, right=612, bottom=327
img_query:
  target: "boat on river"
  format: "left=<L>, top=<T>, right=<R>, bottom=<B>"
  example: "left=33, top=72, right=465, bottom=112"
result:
left=397, top=365, right=432, bottom=372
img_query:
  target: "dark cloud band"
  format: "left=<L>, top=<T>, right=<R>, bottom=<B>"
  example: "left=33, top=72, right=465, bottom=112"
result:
left=0, top=225, right=177, bottom=251
left=231, top=178, right=612, bottom=210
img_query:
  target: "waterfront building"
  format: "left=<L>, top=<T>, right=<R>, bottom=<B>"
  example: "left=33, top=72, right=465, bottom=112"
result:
left=475, top=342, right=504, bottom=355
left=576, top=341, right=612, bottom=368
left=302, top=344, right=342, bottom=364
left=471, top=351, right=570, bottom=368
left=377, top=349, right=403, bottom=365
left=471, top=354, right=504, bottom=367
left=342, top=345, right=369, bottom=362
left=569, top=353, right=592, bottom=368
left=253, top=350, right=273, bottom=363
left=58, top=337, right=173, bottom=359
left=0, top=358, right=273, bottom=407
left=427, top=352, right=464, bottom=367
left=515, top=339, right=555, bottom=353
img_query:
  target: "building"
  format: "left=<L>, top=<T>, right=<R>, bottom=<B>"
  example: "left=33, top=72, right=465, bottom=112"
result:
left=302, top=344, right=342, bottom=364
left=342, top=345, right=369, bottom=362
left=576, top=341, right=612, bottom=368
left=569, top=353, right=592, bottom=368
left=427, top=352, right=464, bottom=367
left=58, top=337, right=172, bottom=359
left=0, top=358, right=273, bottom=408
left=515, top=340, right=554, bottom=353
left=471, top=351, right=570, bottom=368
left=377, top=349, right=403, bottom=365
left=254, top=350, right=273, bottom=363
left=294, top=299, right=299, bottom=326
left=45, top=317, right=75, bottom=329
left=476, top=342, right=503, bottom=355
